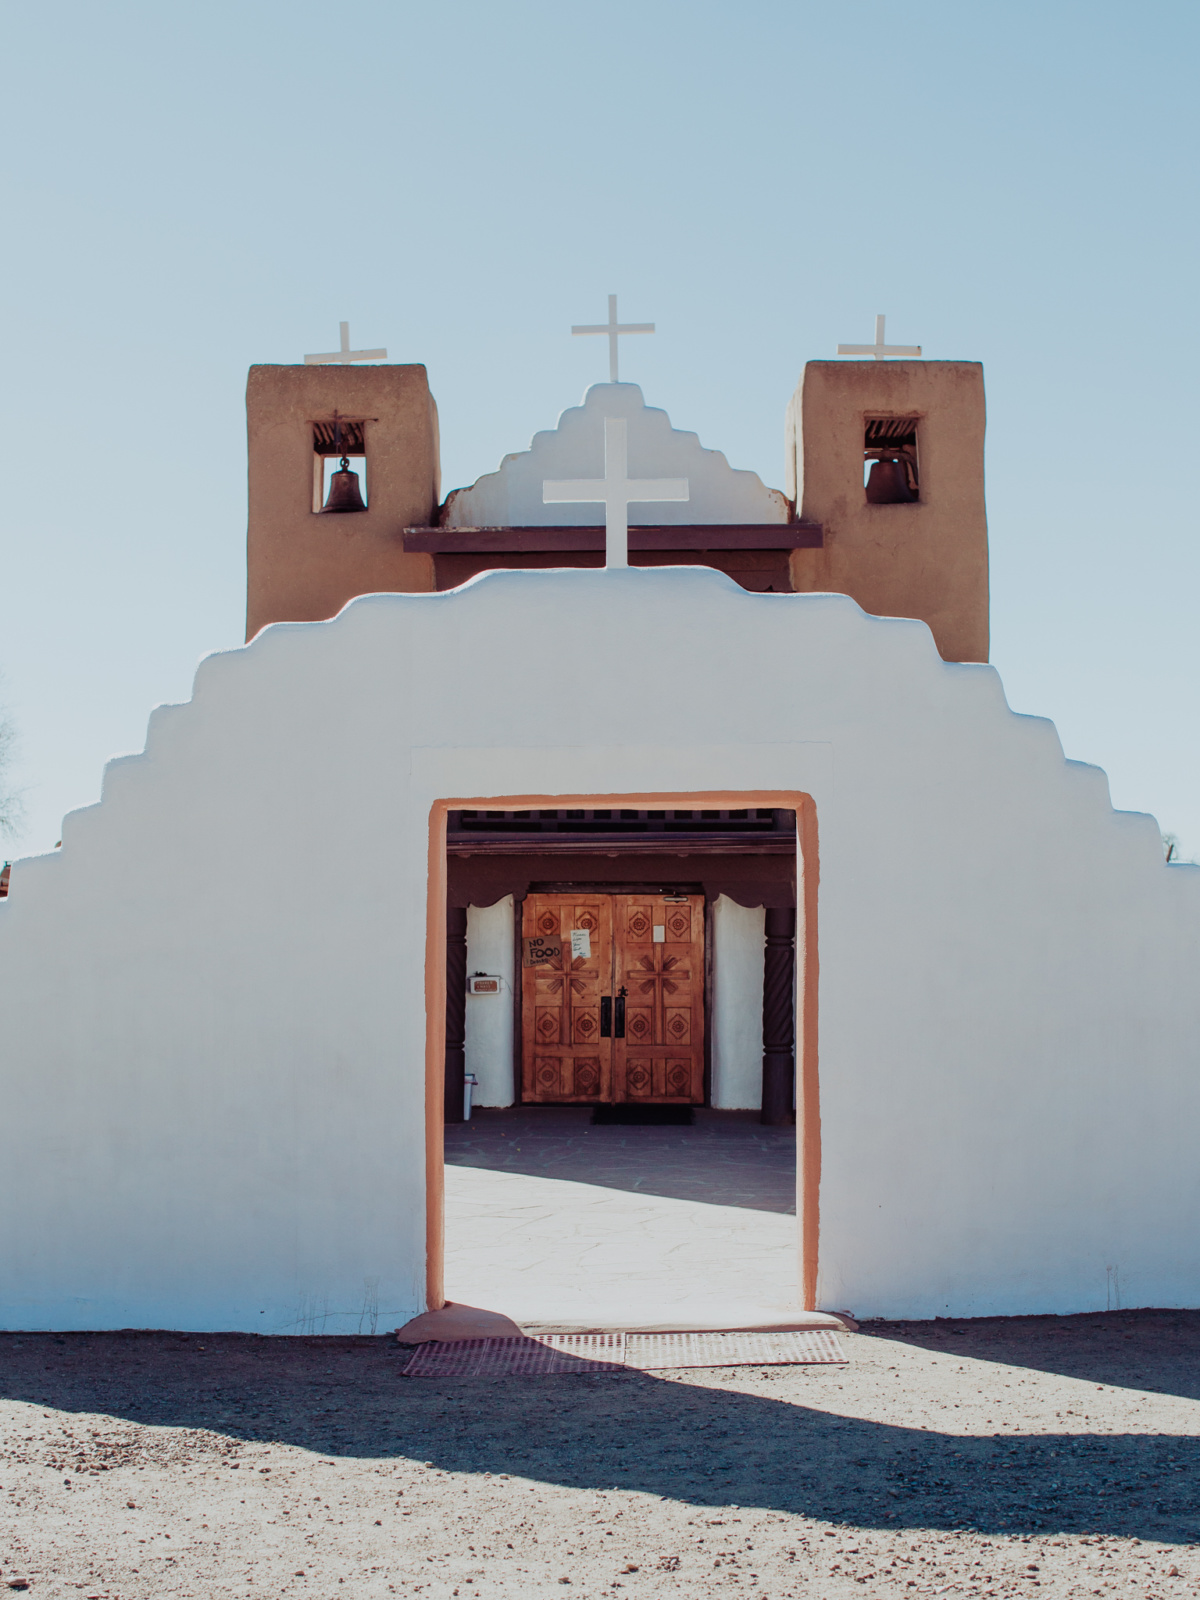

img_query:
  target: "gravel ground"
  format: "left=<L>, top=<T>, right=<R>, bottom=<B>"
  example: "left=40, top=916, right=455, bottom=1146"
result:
left=1, top=1309, right=1197, bottom=1597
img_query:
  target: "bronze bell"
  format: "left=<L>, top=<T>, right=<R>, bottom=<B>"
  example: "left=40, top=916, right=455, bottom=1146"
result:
left=321, top=455, right=367, bottom=514
left=865, top=456, right=917, bottom=505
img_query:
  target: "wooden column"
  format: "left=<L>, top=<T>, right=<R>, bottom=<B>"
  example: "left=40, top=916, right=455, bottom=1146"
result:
left=761, top=907, right=796, bottom=1126
left=445, top=906, right=468, bottom=1125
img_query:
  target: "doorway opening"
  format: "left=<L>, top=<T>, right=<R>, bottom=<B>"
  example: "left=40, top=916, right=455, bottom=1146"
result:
left=425, top=791, right=819, bottom=1325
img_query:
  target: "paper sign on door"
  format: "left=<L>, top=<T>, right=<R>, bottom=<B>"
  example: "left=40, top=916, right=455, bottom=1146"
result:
left=570, top=929, right=592, bottom=960
left=522, top=935, right=562, bottom=967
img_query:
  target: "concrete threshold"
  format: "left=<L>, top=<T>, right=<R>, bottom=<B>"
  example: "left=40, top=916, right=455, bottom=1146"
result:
left=520, top=1312, right=856, bottom=1335
left=396, top=1301, right=857, bottom=1343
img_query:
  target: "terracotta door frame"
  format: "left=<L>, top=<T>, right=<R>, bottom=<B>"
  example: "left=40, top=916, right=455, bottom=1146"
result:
left=425, top=790, right=820, bottom=1312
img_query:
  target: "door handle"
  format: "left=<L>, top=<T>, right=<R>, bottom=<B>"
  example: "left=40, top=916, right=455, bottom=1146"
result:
left=615, top=986, right=627, bottom=1039
left=600, top=996, right=612, bottom=1037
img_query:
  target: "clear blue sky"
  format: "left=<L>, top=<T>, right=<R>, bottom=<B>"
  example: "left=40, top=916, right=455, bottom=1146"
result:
left=2, top=0, right=1197, bottom=859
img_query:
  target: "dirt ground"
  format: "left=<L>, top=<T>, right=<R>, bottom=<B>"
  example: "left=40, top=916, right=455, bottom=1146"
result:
left=1, top=1309, right=1198, bottom=1597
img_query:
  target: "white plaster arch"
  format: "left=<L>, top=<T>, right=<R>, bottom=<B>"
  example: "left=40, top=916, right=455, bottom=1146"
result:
left=442, top=384, right=789, bottom=526
left=2, top=568, right=1199, bottom=1332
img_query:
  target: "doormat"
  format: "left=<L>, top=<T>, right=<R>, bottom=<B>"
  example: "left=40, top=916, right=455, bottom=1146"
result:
left=401, top=1334, right=625, bottom=1377
left=591, top=1104, right=695, bottom=1126
left=400, top=1330, right=845, bottom=1377
left=625, top=1330, right=846, bottom=1369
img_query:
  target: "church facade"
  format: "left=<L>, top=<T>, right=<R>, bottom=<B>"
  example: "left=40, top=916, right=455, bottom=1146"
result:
left=0, top=356, right=1197, bottom=1333
left=244, top=361, right=990, bottom=1125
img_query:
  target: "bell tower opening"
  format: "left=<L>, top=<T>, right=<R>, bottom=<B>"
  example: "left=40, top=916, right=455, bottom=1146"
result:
left=312, top=416, right=368, bottom=513
left=863, top=416, right=919, bottom=503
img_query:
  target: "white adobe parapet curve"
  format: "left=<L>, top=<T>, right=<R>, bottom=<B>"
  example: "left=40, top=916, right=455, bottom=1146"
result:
left=442, top=383, right=789, bottom=527
left=1, top=569, right=1199, bottom=1333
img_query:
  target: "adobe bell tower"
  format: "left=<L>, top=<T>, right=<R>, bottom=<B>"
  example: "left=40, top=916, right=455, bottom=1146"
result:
left=785, top=359, right=989, bottom=663
left=245, top=362, right=441, bottom=640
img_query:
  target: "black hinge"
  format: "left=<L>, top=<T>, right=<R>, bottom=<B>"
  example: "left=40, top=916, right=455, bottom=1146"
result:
left=600, top=996, right=612, bottom=1037
left=615, top=986, right=627, bottom=1039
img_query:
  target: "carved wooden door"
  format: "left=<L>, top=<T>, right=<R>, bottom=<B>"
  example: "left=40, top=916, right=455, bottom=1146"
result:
left=520, top=894, right=613, bottom=1103
left=612, top=894, right=705, bottom=1104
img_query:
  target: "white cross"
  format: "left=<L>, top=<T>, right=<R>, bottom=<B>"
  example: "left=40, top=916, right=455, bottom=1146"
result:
left=304, top=321, right=388, bottom=365
left=571, top=294, right=654, bottom=383
left=837, top=314, right=921, bottom=361
left=543, top=417, right=688, bottom=569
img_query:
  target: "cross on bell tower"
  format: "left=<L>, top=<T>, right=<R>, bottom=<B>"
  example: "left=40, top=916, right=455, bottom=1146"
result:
left=836, top=314, right=921, bottom=361
left=304, top=321, right=388, bottom=365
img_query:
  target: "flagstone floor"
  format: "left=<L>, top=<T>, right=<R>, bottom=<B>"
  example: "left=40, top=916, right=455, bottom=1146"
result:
left=443, top=1108, right=802, bottom=1328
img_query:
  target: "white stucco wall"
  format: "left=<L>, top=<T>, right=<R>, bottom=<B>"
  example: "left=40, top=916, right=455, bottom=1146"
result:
left=442, top=384, right=789, bottom=526
left=2, top=567, right=1200, bottom=1331
left=711, top=897, right=766, bottom=1109
left=465, top=898, right=515, bottom=1107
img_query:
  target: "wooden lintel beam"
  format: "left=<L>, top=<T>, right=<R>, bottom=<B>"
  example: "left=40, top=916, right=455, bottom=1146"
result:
left=403, top=523, right=823, bottom=554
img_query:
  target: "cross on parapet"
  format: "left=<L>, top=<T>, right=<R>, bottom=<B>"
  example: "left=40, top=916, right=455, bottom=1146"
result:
left=543, top=417, right=688, bottom=569
left=837, top=314, right=921, bottom=361
left=304, top=321, right=388, bottom=365
left=572, top=295, right=654, bottom=383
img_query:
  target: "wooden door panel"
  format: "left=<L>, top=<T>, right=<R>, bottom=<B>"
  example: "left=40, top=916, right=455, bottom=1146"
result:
left=621, top=1056, right=697, bottom=1100
left=521, top=894, right=612, bottom=1103
left=613, top=894, right=705, bottom=1103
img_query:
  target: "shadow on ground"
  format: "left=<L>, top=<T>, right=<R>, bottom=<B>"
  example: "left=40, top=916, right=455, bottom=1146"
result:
left=863, top=1309, right=1200, bottom=1402
left=1, top=1313, right=1197, bottom=1545
left=445, top=1107, right=796, bottom=1213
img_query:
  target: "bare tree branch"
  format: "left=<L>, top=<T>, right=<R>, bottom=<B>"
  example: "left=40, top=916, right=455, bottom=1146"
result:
left=0, top=678, right=26, bottom=841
